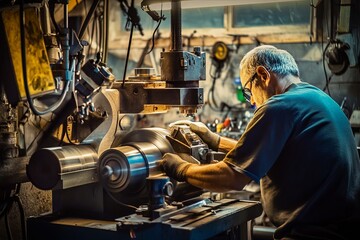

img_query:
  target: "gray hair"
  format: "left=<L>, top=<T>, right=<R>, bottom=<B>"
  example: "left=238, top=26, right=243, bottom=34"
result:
left=240, top=45, right=300, bottom=78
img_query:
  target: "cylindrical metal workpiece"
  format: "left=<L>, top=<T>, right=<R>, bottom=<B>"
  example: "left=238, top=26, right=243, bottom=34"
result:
left=99, top=142, right=163, bottom=193
left=99, top=128, right=174, bottom=194
left=27, top=145, right=98, bottom=190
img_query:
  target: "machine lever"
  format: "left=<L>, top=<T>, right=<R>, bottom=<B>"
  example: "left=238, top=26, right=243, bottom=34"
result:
left=152, top=199, right=210, bottom=222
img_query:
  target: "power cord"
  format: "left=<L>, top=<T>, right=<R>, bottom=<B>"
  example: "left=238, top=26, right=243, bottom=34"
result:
left=0, top=184, right=27, bottom=240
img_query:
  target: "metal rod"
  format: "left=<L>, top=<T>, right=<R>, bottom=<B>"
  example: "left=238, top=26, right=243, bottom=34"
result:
left=170, top=0, right=182, bottom=51
left=63, top=3, right=70, bottom=79
left=78, top=0, right=101, bottom=40
left=103, top=0, right=109, bottom=63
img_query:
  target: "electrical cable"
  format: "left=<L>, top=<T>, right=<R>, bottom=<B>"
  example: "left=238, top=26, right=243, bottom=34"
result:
left=146, top=18, right=162, bottom=55
left=0, top=184, right=27, bottom=240
left=59, top=122, right=66, bottom=146
left=15, top=194, right=27, bottom=240
left=121, top=0, right=143, bottom=87
left=207, top=77, right=220, bottom=110
left=48, top=0, right=60, bottom=34
left=320, top=0, right=332, bottom=96
left=65, top=119, right=79, bottom=145
left=121, top=23, right=134, bottom=88
left=206, top=58, right=246, bottom=114
left=147, top=5, right=164, bottom=55
left=5, top=208, right=13, bottom=240
left=104, top=188, right=138, bottom=210
left=0, top=189, right=10, bottom=216
left=207, top=64, right=224, bottom=112
left=19, top=0, right=71, bottom=116
left=322, top=38, right=332, bottom=96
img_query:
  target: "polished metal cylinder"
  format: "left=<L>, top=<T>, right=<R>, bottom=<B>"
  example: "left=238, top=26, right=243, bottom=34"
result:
left=27, top=145, right=98, bottom=190
left=99, top=128, right=174, bottom=194
left=99, top=142, right=163, bottom=193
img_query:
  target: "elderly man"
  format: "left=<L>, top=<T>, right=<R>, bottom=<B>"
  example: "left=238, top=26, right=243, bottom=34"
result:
left=160, top=45, right=360, bottom=239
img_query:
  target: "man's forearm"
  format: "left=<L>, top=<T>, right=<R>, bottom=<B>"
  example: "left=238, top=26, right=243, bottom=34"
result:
left=218, top=137, right=238, bottom=153
left=185, top=161, right=251, bottom=192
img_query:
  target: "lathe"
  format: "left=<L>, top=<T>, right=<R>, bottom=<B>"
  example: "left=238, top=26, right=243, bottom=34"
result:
left=0, top=0, right=262, bottom=239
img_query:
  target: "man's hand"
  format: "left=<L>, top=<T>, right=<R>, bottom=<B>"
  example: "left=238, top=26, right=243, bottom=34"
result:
left=159, top=153, right=192, bottom=182
left=169, top=120, right=220, bottom=151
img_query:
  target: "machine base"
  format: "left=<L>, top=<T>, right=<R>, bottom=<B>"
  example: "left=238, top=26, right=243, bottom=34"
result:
left=27, top=198, right=262, bottom=240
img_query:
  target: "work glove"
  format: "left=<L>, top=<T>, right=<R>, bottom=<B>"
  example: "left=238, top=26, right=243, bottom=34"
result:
left=159, top=153, right=195, bottom=182
left=169, top=120, right=220, bottom=151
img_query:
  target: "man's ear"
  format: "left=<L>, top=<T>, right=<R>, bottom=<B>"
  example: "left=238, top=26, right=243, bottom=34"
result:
left=256, top=66, right=270, bottom=82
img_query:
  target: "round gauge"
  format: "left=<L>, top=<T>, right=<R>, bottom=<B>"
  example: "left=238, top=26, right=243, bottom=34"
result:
left=212, top=41, right=229, bottom=63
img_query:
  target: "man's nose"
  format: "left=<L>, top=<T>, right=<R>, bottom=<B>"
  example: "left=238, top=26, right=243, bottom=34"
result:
left=250, top=96, right=256, bottom=106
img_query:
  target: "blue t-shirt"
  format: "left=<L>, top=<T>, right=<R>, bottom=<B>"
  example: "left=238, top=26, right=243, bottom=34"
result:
left=223, top=82, right=360, bottom=239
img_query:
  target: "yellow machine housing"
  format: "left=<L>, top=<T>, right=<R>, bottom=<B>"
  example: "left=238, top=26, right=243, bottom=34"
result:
left=0, top=7, right=55, bottom=105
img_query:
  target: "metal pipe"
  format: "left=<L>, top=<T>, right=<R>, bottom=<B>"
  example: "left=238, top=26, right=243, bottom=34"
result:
left=63, top=2, right=70, bottom=81
left=170, top=0, right=182, bottom=51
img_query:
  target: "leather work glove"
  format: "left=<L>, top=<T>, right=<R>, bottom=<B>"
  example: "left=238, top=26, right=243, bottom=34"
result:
left=169, top=120, right=220, bottom=151
left=159, top=153, right=194, bottom=182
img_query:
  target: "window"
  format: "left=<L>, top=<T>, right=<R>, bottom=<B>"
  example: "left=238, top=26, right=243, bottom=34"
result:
left=232, top=1, right=310, bottom=27
left=120, top=6, right=224, bottom=35
left=116, top=0, right=314, bottom=43
left=227, top=0, right=312, bottom=37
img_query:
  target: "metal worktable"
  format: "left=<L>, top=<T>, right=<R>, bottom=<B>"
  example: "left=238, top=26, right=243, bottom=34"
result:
left=27, top=199, right=262, bottom=240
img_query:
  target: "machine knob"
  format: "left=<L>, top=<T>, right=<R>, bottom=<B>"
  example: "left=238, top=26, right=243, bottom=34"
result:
left=163, top=181, right=174, bottom=197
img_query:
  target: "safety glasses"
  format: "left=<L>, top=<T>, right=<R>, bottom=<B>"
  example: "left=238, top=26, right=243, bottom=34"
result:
left=242, top=73, right=257, bottom=102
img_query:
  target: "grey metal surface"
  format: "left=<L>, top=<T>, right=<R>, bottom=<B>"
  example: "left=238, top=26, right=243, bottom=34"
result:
left=117, top=82, right=204, bottom=114
left=81, top=88, right=121, bottom=155
left=119, top=128, right=174, bottom=154
left=160, top=51, right=206, bottom=82
left=27, top=199, right=263, bottom=240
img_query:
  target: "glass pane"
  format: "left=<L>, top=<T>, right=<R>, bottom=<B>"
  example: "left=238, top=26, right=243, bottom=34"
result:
left=120, top=6, right=223, bottom=32
left=233, top=1, right=310, bottom=27
left=182, top=7, right=224, bottom=29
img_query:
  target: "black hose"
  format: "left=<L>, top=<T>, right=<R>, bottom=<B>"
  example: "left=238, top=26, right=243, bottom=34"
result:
left=0, top=184, right=26, bottom=240
left=15, top=195, right=27, bottom=240
left=5, top=209, right=13, bottom=240
left=121, top=23, right=134, bottom=87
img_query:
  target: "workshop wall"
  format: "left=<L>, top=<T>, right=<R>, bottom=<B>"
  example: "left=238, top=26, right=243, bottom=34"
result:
left=140, top=1, right=360, bottom=139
